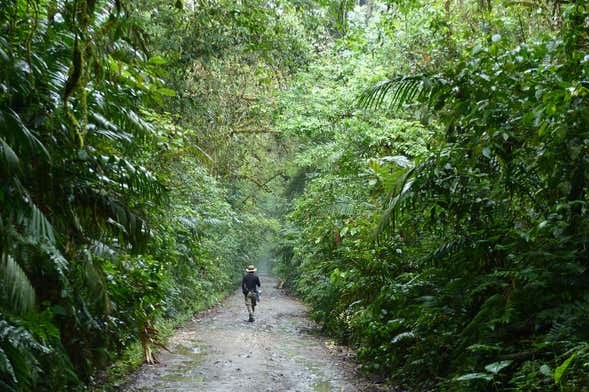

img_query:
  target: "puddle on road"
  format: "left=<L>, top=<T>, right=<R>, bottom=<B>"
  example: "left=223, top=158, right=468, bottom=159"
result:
left=174, top=343, right=206, bottom=358
left=160, top=372, right=205, bottom=383
left=312, top=380, right=333, bottom=392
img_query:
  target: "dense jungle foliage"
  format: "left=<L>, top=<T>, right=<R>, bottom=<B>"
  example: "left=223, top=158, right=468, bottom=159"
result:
left=0, top=0, right=311, bottom=389
left=1, top=0, right=588, bottom=391
left=274, top=1, right=589, bottom=391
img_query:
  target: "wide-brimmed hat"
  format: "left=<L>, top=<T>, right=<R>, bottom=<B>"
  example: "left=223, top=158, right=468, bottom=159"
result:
left=246, top=265, right=257, bottom=273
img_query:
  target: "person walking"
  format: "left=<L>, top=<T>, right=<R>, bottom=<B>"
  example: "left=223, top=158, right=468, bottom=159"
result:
left=242, top=265, right=261, bottom=322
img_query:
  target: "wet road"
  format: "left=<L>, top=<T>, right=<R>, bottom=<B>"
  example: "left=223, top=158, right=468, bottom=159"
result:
left=123, top=275, right=388, bottom=392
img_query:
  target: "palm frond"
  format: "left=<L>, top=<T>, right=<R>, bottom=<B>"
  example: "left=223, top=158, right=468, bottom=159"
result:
left=95, top=155, right=165, bottom=200
left=327, top=196, right=375, bottom=218
left=0, top=347, right=17, bottom=389
left=374, top=154, right=439, bottom=241
left=0, top=315, right=46, bottom=388
left=81, top=249, right=111, bottom=315
left=333, top=196, right=357, bottom=217
left=1, top=109, right=50, bottom=161
left=190, top=143, right=214, bottom=167
left=0, top=137, right=21, bottom=175
left=16, top=202, right=56, bottom=244
left=93, top=129, right=134, bottom=143
left=90, top=112, right=134, bottom=143
left=358, top=74, right=444, bottom=111
left=79, top=189, right=150, bottom=244
left=120, top=108, right=155, bottom=137
left=202, top=217, right=224, bottom=226
left=1, top=254, right=36, bottom=314
left=38, top=243, right=69, bottom=278
left=89, top=240, right=117, bottom=260
left=376, top=169, right=416, bottom=239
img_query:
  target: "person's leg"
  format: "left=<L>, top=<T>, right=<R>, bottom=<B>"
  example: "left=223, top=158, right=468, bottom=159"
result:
left=245, top=293, right=254, bottom=321
left=245, top=294, right=253, bottom=320
left=246, top=292, right=255, bottom=321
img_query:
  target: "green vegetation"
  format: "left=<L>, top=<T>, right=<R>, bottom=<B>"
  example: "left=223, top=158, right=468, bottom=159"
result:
left=1, top=0, right=588, bottom=391
left=274, top=1, right=589, bottom=391
left=0, top=0, right=306, bottom=389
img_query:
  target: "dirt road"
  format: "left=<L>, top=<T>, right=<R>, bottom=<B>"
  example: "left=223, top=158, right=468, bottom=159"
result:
left=123, top=275, right=391, bottom=392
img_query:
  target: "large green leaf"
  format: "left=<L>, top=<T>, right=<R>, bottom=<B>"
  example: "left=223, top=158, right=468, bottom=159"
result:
left=554, top=353, right=576, bottom=384
left=484, top=360, right=512, bottom=375
left=455, top=372, right=493, bottom=382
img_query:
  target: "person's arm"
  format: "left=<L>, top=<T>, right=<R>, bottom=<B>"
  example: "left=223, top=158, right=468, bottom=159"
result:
left=256, top=276, right=261, bottom=288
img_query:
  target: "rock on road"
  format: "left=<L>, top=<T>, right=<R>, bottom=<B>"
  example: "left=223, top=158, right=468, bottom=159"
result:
left=124, top=275, right=391, bottom=392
